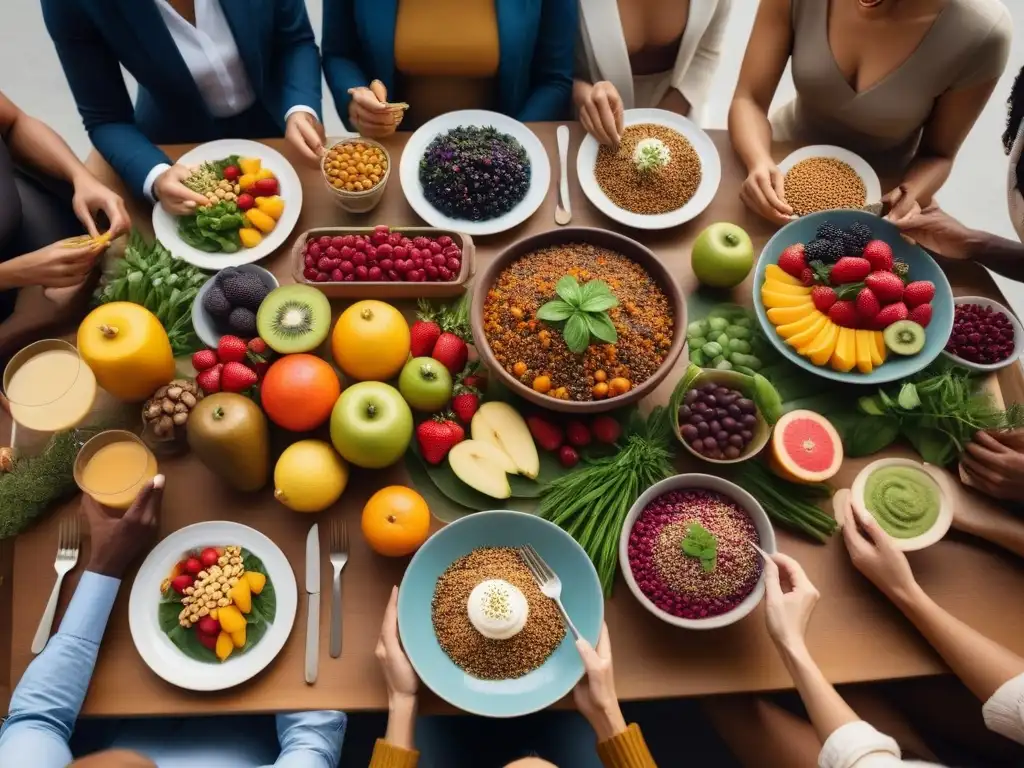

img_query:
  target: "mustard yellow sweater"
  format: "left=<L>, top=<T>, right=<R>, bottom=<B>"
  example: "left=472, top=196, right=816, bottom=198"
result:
left=369, top=723, right=656, bottom=767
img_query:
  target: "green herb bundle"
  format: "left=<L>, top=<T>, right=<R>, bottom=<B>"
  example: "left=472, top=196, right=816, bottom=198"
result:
left=537, top=276, right=618, bottom=354
left=728, top=460, right=837, bottom=542
left=94, top=230, right=209, bottom=357
left=539, top=407, right=675, bottom=595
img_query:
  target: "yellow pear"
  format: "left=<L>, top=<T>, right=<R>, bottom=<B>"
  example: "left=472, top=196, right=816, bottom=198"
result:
left=274, top=440, right=349, bottom=513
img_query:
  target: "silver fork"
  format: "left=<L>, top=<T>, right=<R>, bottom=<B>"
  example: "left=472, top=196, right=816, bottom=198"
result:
left=329, top=519, right=349, bottom=659
left=32, top=515, right=80, bottom=654
left=518, top=544, right=579, bottom=640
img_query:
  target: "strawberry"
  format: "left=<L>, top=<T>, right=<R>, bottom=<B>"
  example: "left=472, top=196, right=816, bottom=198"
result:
left=191, top=349, right=218, bottom=372
left=590, top=415, right=621, bottom=444
left=862, top=240, right=894, bottom=273
left=217, top=335, right=248, bottom=364
left=251, top=359, right=270, bottom=380
left=196, top=363, right=223, bottom=394
left=459, top=360, right=488, bottom=390
left=247, top=337, right=268, bottom=355
left=197, top=616, right=221, bottom=636
left=875, top=302, right=909, bottom=328
left=170, top=574, right=194, bottom=594
left=451, top=388, right=480, bottom=423
left=811, top=285, right=837, bottom=312
left=220, top=361, right=258, bottom=393
left=855, top=287, right=881, bottom=322
left=800, top=268, right=815, bottom=287
left=527, top=415, right=564, bottom=451
left=778, top=244, right=807, bottom=278
left=827, top=300, right=859, bottom=328
left=445, top=418, right=466, bottom=445
left=410, top=319, right=442, bottom=358
left=903, top=281, right=935, bottom=308
left=864, top=271, right=905, bottom=303
left=432, top=332, right=468, bottom=375
left=829, top=257, right=871, bottom=285
left=909, top=303, right=933, bottom=328
left=416, top=418, right=461, bottom=464
left=185, top=557, right=203, bottom=576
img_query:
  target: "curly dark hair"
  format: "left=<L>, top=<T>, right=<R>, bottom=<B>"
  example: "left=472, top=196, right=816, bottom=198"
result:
left=1004, top=64, right=1024, bottom=193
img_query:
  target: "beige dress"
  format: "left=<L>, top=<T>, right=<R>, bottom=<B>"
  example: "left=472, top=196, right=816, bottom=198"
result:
left=772, top=0, right=1011, bottom=169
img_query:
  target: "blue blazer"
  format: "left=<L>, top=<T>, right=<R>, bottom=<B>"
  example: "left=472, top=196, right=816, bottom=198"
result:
left=42, top=0, right=322, bottom=199
left=322, top=0, right=576, bottom=128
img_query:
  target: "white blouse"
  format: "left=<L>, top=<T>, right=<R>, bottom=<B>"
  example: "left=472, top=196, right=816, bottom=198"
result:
left=575, top=0, right=732, bottom=126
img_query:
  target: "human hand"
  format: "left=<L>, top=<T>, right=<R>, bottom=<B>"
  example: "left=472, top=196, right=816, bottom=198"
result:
left=893, top=203, right=974, bottom=259
left=347, top=80, right=399, bottom=139
left=285, top=111, right=326, bottom=163
left=841, top=498, right=920, bottom=606
left=961, top=430, right=1024, bottom=502
left=3, top=239, right=104, bottom=288
left=759, top=549, right=819, bottom=654
left=573, top=623, right=627, bottom=741
left=154, top=164, right=210, bottom=216
left=376, top=586, right=418, bottom=704
left=72, top=174, right=130, bottom=239
left=84, top=475, right=164, bottom=578
left=578, top=81, right=624, bottom=147
left=740, top=163, right=795, bottom=226
left=882, top=185, right=922, bottom=227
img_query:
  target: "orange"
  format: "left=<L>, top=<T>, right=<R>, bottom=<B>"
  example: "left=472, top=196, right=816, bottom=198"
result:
left=260, top=354, right=341, bottom=432
left=331, top=300, right=410, bottom=381
left=362, top=486, right=431, bottom=557
left=770, top=410, right=843, bottom=484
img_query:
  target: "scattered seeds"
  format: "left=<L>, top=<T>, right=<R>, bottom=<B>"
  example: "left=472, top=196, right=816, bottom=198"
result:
left=595, top=124, right=701, bottom=215
left=784, top=157, right=866, bottom=216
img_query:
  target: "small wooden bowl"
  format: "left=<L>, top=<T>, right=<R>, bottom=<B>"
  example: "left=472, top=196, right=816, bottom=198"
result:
left=673, top=369, right=771, bottom=465
left=291, top=227, right=474, bottom=299
left=321, top=137, right=391, bottom=214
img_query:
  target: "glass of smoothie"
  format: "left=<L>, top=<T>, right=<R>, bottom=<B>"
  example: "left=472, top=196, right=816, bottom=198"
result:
left=2, top=339, right=97, bottom=434
left=74, top=429, right=159, bottom=511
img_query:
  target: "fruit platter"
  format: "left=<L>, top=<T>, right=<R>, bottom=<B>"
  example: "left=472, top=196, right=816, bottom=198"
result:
left=153, top=139, right=302, bottom=270
left=753, top=210, right=954, bottom=384
left=128, top=521, right=297, bottom=691
left=399, top=110, right=551, bottom=236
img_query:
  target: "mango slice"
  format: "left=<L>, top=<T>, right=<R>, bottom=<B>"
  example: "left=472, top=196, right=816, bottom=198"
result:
left=776, top=310, right=827, bottom=340
left=229, top=578, right=252, bottom=614
left=216, top=631, right=234, bottom=661
left=855, top=330, right=874, bottom=374
left=230, top=626, right=247, bottom=649
left=238, top=157, right=262, bottom=175
left=831, top=327, right=857, bottom=372
left=765, top=264, right=805, bottom=286
left=217, top=604, right=246, bottom=634
left=244, top=571, right=266, bottom=595
left=873, top=331, right=887, bottom=365
left=762, top=289, right=812, bottom=309
left=767, top=303, right=816, bottom=326
left=762, top=278, right=811, bottom=296
left=803, top=322, right=839, bottom=364
left=786, top=314, right=830, bottom=350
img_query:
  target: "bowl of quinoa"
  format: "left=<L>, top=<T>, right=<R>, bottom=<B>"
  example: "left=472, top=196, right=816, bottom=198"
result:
left=471, top=227, right=686, bottom=413
left=619, top=474, right=776, bottom=630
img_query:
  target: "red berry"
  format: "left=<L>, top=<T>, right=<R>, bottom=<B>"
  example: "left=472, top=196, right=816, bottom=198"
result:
left=331, top=236, right=346, bottom=250
left=170, top=574, right=194, bottom=594
left=330, top=268, right=344, bottom=282
left=428, top=241, right=443, bottom=255
left=318, top=236, right=332, bottom=248
left=185, top=557, right=203, bottom=575
left=903, top=281, right=935, bottom=308
left=342, top=235, right=356, bottom=248
left=352, top=252, right=367, bottom=267
left=368, top=266, right=383, bottom=280
left=437, top=235, right=453, bottom=248
left=216, top=335, right=248, bottom=364
left=307, top=243, right=322, bottom=259
left=191, top=349, right=218, bottom=372
left=830, top=257, right=871, bottom=285
left=314, top=272, right=329, bottom=282
left=388, top=233, right=403, bottom=247
left=447, top=257, right=461, bottom=271
left=304, top=254, right=315, bottom=268
left=355, top=265, right=369, bottom=280
left=326, top=246, right=341, bottom=260
left=558, top=445, right=580, bottom=469
left=340, top=261, right=354, bottom=274
left=827, top=300, right=859, bottom=328
left=566, top=420, right=592, bottom=447
left=200, top=547, right=220, bottom=568
left=875, top=302, right=909, bottom=328
left=196, top=363, right=223, bottom=394
left=864, top=271, right=905, bottom=303
left=862, top=240, right=894, bottom=272
left=811, top=285, right=837, bottom=312
left=197, top=631, right=218, bottom=651
left=777, top=244, right=807, bottom=278
left=855, top=287, right=881, bottom=322
left=908, top=303, right=933, bottom=328
left=590, top=415, right=621, bottom=444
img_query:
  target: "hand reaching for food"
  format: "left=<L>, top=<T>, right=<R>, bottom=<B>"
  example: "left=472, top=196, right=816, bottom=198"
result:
left=839, top=496, right=919, bottom=606
left=348, top=80, right=402, bottom=138
left=1, top=239, right=104, bottom=289
left=961, top=429, right=1024, bottom=502
left=71, top=173, right=130, bottom=239
left=883, top=185, right=922, bottom=227
left=578, top=81, right=624, bottom=148
left=895, top=204, right=975, bottom=260
left=573, top=622, right=627, bottom=741
left=740, top=162, right=795, bottom=226
left=285, top=110, right=326, bottom=163
left=759, top=549, right=819, bottom=653
left=155, top=164, right=210, bottom=216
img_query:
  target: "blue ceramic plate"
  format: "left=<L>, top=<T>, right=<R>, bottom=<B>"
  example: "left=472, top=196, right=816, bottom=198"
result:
left=752, top=210, right=953, bottom=385
left=398, top=510, right=603, bottom=718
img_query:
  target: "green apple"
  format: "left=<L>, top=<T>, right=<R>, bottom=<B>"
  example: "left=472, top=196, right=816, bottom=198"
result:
left=398, top=357, right=453, bottom=412
left=330, top=381, right=413, bottom=469
left=691, top=222, right=754, bottom=288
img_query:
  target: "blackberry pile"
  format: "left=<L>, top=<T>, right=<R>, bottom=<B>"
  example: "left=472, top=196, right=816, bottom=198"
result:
left=419, top=126, right=531, bottom=222
left=805, top=237, right=842, bottom=264
left=807, top=219, right=875, bottom=262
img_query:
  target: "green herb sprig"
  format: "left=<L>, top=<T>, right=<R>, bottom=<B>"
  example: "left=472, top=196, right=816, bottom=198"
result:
left=635, top=143, right=669, bottom=175
left=536, top=276, right=618, bottom=354
left=682, top=523, right=718, bottom=572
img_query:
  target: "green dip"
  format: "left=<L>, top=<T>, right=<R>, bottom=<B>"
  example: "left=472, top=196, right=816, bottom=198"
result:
left=864, top=466, right=940, bottom=539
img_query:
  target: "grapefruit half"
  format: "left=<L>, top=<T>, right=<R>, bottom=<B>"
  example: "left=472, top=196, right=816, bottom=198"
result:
left=770, top=410, right=843, bottom=483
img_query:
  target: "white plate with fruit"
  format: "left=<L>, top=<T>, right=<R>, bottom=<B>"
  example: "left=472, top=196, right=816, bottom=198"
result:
left=153, top=139, right=302, bottom=270
left=128, top=521, right=297, bottom=691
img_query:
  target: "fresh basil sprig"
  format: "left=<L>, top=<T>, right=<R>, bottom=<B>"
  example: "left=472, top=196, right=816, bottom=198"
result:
left=536, top=275, right=618, bottom=354
left=681, top=522, right=718, bottom=573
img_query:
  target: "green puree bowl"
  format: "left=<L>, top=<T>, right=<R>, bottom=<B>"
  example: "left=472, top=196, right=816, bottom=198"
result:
left=397, top=510, right=603, bottom=718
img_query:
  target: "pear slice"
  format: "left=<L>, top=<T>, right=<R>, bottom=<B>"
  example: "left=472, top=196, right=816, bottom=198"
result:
left=448, top=440, right=512, bottom=499
left=471, top=402, right=540, bottom=479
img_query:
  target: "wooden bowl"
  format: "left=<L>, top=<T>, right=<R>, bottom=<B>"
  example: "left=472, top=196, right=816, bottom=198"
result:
left=470, top=227, right=686, bottom=414
left=320, top=137, right=391, bottom=214
left=673, top=369, right=771, bottom=465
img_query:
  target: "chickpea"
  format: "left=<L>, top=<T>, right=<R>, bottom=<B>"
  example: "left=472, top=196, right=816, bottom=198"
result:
left=592, top=382, right=609, bottom=398
left=532, top=375, right=551, bottom=394
left=512, top=361, right=527, bottom=377
left=608, top=377, right=631, bottom=396
left=593, top=370, right=607, bottom=383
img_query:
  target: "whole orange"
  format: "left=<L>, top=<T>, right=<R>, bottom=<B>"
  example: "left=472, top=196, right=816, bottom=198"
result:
left=331, top=300, right=410, bottom=381
left=362, top=486, right=431, bottom=557
left=260, top=354, right=341, bottom=431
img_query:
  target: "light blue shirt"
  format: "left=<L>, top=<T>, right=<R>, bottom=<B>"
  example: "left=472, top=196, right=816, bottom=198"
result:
left=0, top=571, right=346, bottom=767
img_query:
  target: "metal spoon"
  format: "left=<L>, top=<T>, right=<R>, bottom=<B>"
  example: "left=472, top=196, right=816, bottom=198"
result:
left=555, top=125, right=572, bottom=225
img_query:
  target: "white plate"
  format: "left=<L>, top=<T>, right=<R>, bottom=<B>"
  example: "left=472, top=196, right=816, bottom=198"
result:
left=152, top=139, right=303, bottom=270
left=941, top=295, right=1024, bottom=373
left=778, top=145, right=882, bottom=209
left=128, top=521, right=298, bottom=691
left=399, top=110, right=550, bottom=236
left=576, top=108, right=721, bottom=230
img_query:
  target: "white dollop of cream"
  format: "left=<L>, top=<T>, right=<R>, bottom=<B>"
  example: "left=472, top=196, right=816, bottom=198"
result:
left=467, top=579, right=529, bottom=640
left=632, top=138, right=671, bottom=168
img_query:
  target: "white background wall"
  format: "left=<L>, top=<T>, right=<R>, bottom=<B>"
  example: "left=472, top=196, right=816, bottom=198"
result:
left=2, top=0, right=1022, bottom=303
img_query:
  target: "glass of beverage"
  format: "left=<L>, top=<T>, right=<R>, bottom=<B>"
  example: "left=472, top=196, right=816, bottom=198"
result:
left=75, top=430, right=159, bottom=510
left=3, top=339, right=97, bottom=433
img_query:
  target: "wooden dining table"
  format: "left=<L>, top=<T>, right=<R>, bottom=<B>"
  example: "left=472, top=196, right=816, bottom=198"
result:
left=3, top=123, right=1024, bottom=718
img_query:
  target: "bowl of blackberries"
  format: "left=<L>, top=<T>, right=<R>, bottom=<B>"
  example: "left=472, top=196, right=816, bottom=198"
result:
left=192, top=265, right=278, bottom=348
left=674, top=371, right=770, bottom=465
left=941, top=296, right=1024, bottom=373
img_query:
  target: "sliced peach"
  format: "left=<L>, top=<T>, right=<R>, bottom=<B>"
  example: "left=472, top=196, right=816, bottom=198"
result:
left=802, top=322, right=839, bottom=364
left=767, top=303, right=816, bottom=326
left=244, top=571, right=266, bottom=595
left=776, top=310, right=826, bottom=340
left=785, top=315, right=830, bottom=350
left=765, top=264, right=805, bottom=286
left=762, top=278, right=811, bottom=296
left=217, top=604, right=246, bottom=634
left=230, top=626, right=247, bottom=649
left=855, top=330, right=874, bottom=374
left=229, top=578, right=252, bottom=614
left=831, top=327, right=857, bottom=372
left=762, top=289, right=812, bottom=309
left=216, top=631, right=234, bottom=662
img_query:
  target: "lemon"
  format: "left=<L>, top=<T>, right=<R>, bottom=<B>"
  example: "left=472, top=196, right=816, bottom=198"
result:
left=273, top=440, right=349, bottom=513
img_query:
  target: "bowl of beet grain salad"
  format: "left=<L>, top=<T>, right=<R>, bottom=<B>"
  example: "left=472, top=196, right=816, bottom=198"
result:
left=619, top=474, right=776, bottom=630
left=470, top=227, right=686, bottom=414
left=940, top=296, right=1023, bottom=373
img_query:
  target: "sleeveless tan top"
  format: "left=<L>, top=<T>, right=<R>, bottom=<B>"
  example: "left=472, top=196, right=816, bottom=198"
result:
left=394, top=0, right=500, bottom=129
left=772, top=0, right=1010, bottom=169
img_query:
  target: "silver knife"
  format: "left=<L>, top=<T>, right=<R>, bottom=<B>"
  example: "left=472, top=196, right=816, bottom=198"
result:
left=304, top=523, right=320, bottom=685
left=555, top=125, right=572, bottom=225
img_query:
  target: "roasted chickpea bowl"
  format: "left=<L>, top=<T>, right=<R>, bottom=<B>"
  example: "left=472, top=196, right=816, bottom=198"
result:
left=321, top=137, right=391, bottom=213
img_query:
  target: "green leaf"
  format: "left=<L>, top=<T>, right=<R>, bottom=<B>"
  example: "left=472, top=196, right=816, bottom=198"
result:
left=831, top=412, right=900, bottom=458
left=555, top=275, right=582, bottom=305
left=682, top=538, right=704, bottom=557
left=584, top=312, right=618, bottom=344
left=898, top=383, right=921, bottom=410
left=536, top=300, right=575, bottom=322
left=242, top=550, right=277, bottom=623
left=858, top=396, right=887, bottom=416
left=579, top=293, right=619, bottom=313
left=752, top=373, right=783, bottom=426
left=902, top=424, right=957, bottom=466
left=158, top=597, right=183, bottom=633
left=563, top=314, right=590, bottom=353
left=165, top=625, right=218, bottom=663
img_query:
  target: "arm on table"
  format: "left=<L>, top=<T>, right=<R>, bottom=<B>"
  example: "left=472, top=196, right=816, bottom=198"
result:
left=272, top=711, right=347, bottom=768
left=272, top=0, right=323, bottom=121
left=321, top=0, right=370, bottom=133
left=0, top=572, right=121, bottom=768
left=515, top=0, right=576, bottom=122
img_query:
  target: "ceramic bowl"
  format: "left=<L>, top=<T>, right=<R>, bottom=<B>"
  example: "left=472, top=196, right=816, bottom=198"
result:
left=940, top=295, right=1024, bottom=373
left=777, top=145, right=882, bottom=212
left=619, top=474, right=777, bottom=630
left=752, top=210, right=954, bottom=385
left=321, top=137, right=391, bottom=213
left=470, top=227, right=686, bottom=414
left=674, top=369, right=771, bottom=465
left=191, top=264, right=278, bottom=349
left=397, top=509, right=603, bottom=718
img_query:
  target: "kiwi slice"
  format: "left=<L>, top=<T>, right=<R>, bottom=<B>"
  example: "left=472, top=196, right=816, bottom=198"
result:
left=883, top=320, right=926, bottom=356
left=256, top=284, right=331, bottom=354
